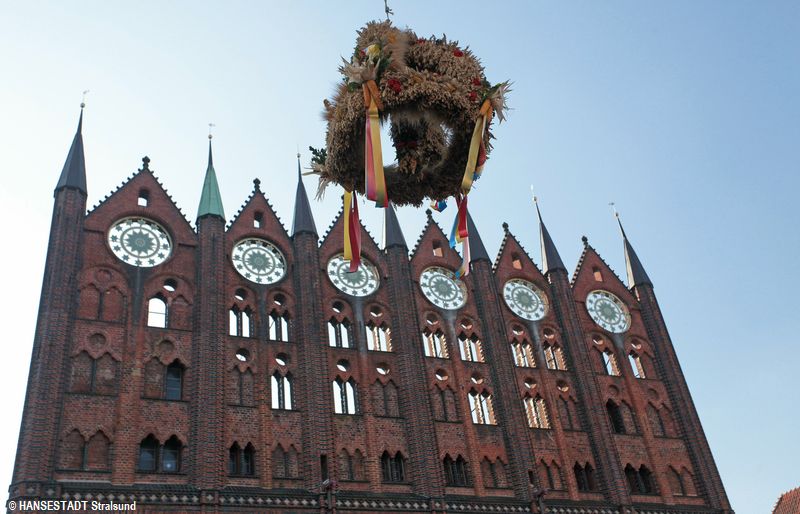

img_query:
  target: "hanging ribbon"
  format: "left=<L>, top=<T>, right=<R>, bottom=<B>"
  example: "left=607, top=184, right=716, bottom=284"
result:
left=456, top=237, right=471, bottom=278
left=447, top=194, right=471, bottom=278
left=363, top=80, right=388, bottom=207
left=343, top=191, right=362, bottom=272
left=429, top=199, right=448, bottom=212
left=461, top=99, right=493, bottom=194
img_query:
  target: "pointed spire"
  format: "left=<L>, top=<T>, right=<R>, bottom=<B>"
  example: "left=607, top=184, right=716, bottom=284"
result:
left=383, top=203, right=407, bottom=250
left=466, top=212, right=490, bottom=263
left=55, top=105, right=87, bottom=194
left=197, top=137, right=225, bottom=220
left=291, top=154, right=317, bottom=237
left=616, top=213, right=653, bottom=287
left=535, top=199, right=566, bottom=273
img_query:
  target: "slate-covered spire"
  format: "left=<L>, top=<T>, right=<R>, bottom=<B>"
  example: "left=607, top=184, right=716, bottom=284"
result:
left=535, top=200, right=566, bottom=273
left=291, top=154, right=317, bottom=237
left=617, top=214, right=653, bottom=287
left=197, top=138, right=225, bottom=220
left=466, top=211, right=490, bottom=263
left=383, top=203, right=407, bottom=250
left=55, top=106, right=87, bottom=194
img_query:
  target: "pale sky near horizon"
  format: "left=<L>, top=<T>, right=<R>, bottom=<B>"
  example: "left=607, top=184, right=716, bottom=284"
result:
left=1, top=2, right=798, bottom=513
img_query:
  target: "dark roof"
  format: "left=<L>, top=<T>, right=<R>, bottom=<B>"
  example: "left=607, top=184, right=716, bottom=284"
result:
left=197, top=141, right=225, bottom=220
left=536, top=203, right=566, bottom=273
left=291, top=157, right=317, bottom=237
left=383, top=203, right=407, bottom=250
left=466, top=211, right=490, bottom=263
left=55, top=109, right=87, bottom=194
left=618, top=217, right=653, bottom=287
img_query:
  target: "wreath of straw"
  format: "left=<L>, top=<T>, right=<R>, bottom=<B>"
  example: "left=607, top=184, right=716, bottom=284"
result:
left=313, top=20, right=509, bottom=207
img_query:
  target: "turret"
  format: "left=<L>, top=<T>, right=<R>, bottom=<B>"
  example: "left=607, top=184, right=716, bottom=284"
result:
left=383, top=203, right=407, bottom=251
left=196, top=139, right=225, bottom=221
left=291, top=156, right=317, bottom=237
left=535, top=201, right=566, bottom=274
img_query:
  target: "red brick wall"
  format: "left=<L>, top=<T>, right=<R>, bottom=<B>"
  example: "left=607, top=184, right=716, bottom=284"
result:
left=9, top=168, right=731, bottom=514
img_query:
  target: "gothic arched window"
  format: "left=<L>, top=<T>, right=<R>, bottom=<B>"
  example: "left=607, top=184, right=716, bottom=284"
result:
left=468, top=390, right=496, bottom=425
left=602, top=349, right=621, bottom=376
left=271, top=372, right=293, bottom=410
left=229, top=442, right=256, bottom=476
left=269, top=311, right=290, bottom=341
left=381, top=451, right=406, bottom=483
left=524, top=395, right=551, bottom=429
left=147, top=296, right=167, bottom=328
left=629, top=352, right=646, bottom=378
left=606, top=399, right=626, bottom=434
left=229, top=306, right=253, bottom=337
left=328, top=318, right=352, bottom=348
left=333, top=378, right=359, bottom=414
left=444, top=455, right=469, bottom=486
left=137, top=435, right=158, bottom=472
left=510, top=339, right=536, bottom=367
left=367, top=321, right=392, bottom=352
left=458, top=333, right=484, bottom=363
left=164, top=361, right=184, bottom=401
left=422, top=329, right=448, bottom=358
left=543, top=343, right=567, bottom=370
left=574, top=462, right=597, bottom=492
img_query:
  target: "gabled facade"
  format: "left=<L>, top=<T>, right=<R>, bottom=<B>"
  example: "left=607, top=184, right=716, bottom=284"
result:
left=9, top=113, right=732, bottom=513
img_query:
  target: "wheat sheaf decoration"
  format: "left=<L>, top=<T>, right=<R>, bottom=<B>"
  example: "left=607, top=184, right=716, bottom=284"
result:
left=310, top=20, right=510, bottom=275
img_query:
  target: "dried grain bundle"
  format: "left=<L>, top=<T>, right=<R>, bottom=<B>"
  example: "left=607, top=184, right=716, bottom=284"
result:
left=313, top=20, right=509, bottom=206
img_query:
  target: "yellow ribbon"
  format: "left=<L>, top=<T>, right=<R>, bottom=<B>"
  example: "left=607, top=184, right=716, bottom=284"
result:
left=343, top=191, right=353, bottom=261
left=461, top=99, right=493, bottom=194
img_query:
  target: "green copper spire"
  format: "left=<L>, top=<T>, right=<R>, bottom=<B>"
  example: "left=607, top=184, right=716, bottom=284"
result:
left=197, top=139, right=225, bottom=221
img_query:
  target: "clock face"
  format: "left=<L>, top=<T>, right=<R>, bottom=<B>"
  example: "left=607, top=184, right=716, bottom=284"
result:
left=231, top=238, right=287, bottom=284
left=586, top=290, right=631, bottom=333
left=419, top=267, right=467, bottom=310
left=503, top=279, right=548, bottom=321
left=327, top=254, right=379, bottom=297
left=107, top=217, right=172, bottom=267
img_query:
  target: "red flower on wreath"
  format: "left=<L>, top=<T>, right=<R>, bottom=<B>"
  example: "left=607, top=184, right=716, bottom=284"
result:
left=472, top=77, right=482, bottom=86
left=468, top=91, right=478, bottom=102
left=453, top=49, right=464, bottom=57
left=387, top=78, right=403, bottom=93
left=416, top=38, right=427, bottom=44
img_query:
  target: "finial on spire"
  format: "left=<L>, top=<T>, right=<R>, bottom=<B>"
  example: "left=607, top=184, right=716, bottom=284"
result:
left=208, top=122, right=215, bottom=140
left=253, top=178, right=261, bottom=192
left=609, top=201, right=620, bottom=219
left=55, top=103, right=88, bottom=194
left=502, top=222, right=509, bottom=232
left=581, top=235, right=588, bottom=246
left=425, top=208, right=433, bottom=220
left=141, top=156, right=150, bottom=171
left=296, top=151, right=302, bottom=179
left=384, top=0, right=394, bottom=21
left=81, top=90, right=89, bottom=109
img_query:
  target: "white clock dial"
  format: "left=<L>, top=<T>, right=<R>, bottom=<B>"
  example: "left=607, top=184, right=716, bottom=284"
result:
left=107, top=217, right=172, bottom=267
left=586, top=290, right=630, bottom=333
left=232, top=238, right=287, bottom=284
left=327, top=254, right=379, bottom=297
left=419, top=267, right=467, bottom=310
left=503, top=279, right=548, bottom=321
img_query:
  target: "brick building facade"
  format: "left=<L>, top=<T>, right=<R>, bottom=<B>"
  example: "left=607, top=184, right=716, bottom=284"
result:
left=9, top=111, right=733, bottom=513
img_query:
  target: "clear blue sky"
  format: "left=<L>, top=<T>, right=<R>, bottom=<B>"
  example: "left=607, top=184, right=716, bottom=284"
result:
left=1, top=2, right=798, bottom=512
